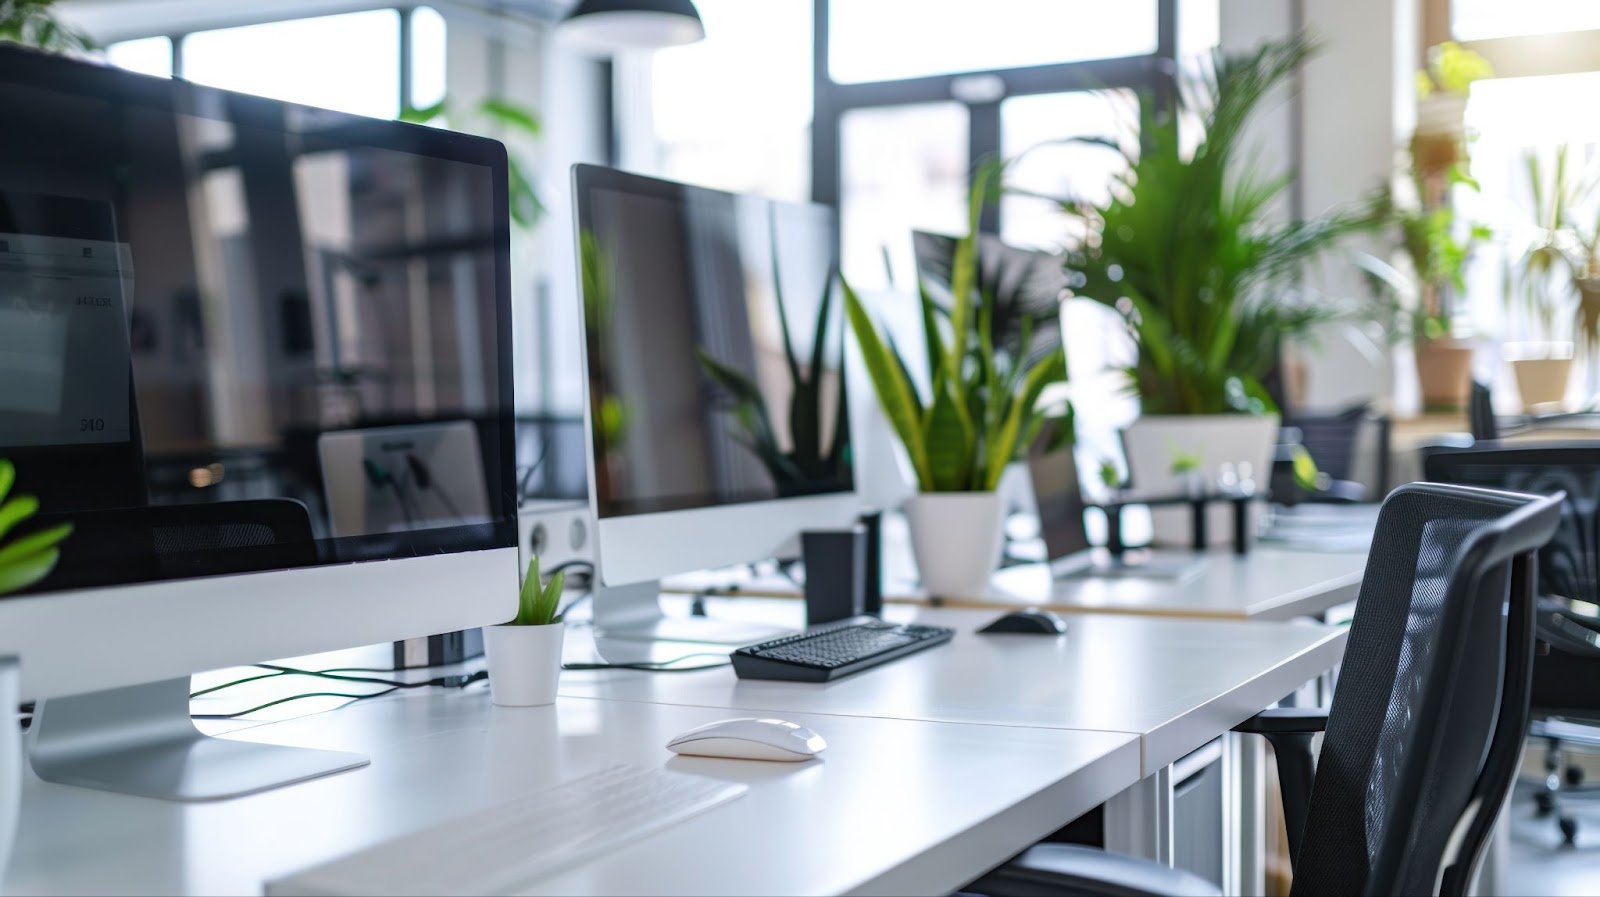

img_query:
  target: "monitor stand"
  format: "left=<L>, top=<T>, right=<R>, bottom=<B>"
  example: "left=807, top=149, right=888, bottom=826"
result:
left=592, top=580, right=792, bottom=646
left=29, top=677, right=369, bottom=802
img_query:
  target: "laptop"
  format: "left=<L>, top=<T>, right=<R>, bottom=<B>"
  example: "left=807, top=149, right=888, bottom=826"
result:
left=1027, top=444, right=1206, bottom=581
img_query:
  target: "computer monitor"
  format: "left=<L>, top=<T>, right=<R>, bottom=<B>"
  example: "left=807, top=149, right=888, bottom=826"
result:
left=572, top=165, right=858, bottom=641
left=0, top=46, right=518, bottom=800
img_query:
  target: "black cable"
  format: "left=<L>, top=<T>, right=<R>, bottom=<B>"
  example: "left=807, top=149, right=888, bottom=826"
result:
left=562, top=651, right=730, bottom=672
left=192, top=688, right=403, bottom=720
left=191, top=670, right=489, bottom=720
left=546, top=559, right=595, bottom=576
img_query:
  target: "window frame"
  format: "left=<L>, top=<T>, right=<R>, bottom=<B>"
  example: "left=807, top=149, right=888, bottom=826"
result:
left=811, top=0, right=1179, bottom=234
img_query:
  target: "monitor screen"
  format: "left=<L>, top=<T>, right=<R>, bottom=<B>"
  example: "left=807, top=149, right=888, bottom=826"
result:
left=0, top=47, right=515, bottom=596
left=574, top=166, right=850, bottom=519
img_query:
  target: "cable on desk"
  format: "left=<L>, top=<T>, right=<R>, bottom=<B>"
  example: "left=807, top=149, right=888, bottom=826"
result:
left=563, top=651, right=730, bottom=673
left=190, top=667, right=488, bottom=719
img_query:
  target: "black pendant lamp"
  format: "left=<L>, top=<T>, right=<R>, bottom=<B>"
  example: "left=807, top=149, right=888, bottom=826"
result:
left=558, top=0, right=705, bottom=53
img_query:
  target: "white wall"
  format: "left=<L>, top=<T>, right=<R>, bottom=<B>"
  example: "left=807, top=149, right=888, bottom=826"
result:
left=1221, top=0, right=1416, bottom=412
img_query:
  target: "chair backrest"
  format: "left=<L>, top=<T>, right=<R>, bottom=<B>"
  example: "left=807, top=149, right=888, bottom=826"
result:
left=1423, top=442, right=1600, bottom=606
left=1283, top=403, right=1371, bottom=482
left=1292, top=483, right=1561, bottom=897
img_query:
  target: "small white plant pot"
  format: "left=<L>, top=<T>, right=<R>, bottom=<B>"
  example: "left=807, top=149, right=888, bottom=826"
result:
left=904, top=492, right=1005, bottom=599
left=484, top=622, right=565, bottom=707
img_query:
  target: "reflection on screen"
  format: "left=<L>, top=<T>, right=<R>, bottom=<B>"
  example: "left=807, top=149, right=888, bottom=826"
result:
left=0, top=49, right=513, bottom=597
left=580, top=173, right=850, bottom=518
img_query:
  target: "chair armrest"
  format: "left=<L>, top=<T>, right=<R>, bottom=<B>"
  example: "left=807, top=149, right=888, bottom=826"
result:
left=1232, top=707, right=1326, bottom=867
left=969, top=843, right=1221, bottom=897
left=1231, top=706, right=1328, bottom=735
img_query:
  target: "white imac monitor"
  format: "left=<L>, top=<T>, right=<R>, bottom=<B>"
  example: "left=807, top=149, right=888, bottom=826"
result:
left=572, top=165, right=860, bottom=642
left=0, top=46, right=519, bottom=800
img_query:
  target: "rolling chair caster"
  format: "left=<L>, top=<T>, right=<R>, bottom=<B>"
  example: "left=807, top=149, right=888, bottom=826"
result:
left=1559, top=815, right=1578, bottom=847
left=1535, top=791, right=1556, bottom=816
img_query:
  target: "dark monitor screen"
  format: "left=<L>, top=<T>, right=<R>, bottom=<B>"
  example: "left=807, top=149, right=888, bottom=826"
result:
left=1028, top=429, right=1091, bottom=563
left=574, top=165, right=850, bottom=519
left=0, top=46, right=515, bottom=596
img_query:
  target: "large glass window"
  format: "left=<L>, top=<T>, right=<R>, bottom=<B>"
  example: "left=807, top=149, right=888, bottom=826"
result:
left=648, top=0, right=812, bottom=202
left=829, top=0, right=1159, bottom=85
left=838, top=102, right=969, bottom=290
left=181, top=10, right=403, bottom=119
left=105, top=36, right=172, bottom=78
left=999, top=89, right=1136, bottom=251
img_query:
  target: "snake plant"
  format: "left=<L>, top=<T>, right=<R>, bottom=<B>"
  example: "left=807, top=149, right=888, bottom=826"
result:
left=844, top=160, right=1071, bottom=494
left=0, top=459, right=72, bottom=595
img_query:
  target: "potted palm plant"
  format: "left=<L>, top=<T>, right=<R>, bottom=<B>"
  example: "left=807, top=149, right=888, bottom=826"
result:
left=1507, top=145, right=1600, bottom=407
left=483, top=556, right=566, bottom=707
left=1058, top=34, right=1368, bottom=544
left=845, top=162, right=1070, bottom=598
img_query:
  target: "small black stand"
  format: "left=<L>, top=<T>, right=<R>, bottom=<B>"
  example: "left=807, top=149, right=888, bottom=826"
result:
left=1091, top=490, right=1265, bottom=558
left=801, top=525, right=868, bottom=626
left=858, top=510, right=885, bottom=617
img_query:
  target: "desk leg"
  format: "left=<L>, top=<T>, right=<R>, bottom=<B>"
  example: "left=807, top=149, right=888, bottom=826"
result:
left=1105, top=766, right=1174, bottom=866
left=1222, top=731, right=1266, bottom=897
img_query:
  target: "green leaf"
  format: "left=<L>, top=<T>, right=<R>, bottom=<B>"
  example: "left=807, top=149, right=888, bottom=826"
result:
left=0, top=458, right=13, bottom=504
left=1289, top=444, right=1320, bottom=492
left=983, top=351, right=1066, bottom=490
left=0, top=494, right=40, bottom=541
left=923, top=379, right=977, bottom=491
left=399, top=100, right=448, bottom=125
left=476, top=98, right=541, bottom=136
left=0, top=522, right=72, bottom=569
left=0, top=546, right=59, bottom=596
left=516, top=554, right=542, bottom=624
left=844, top=278, right=931, bottom=488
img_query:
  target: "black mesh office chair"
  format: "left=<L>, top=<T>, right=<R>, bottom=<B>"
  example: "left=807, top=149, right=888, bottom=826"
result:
left=968, top=482, right=1562, bottom=897
left=1274, top=403, right=1391, bottom=503
left=1424, top=443, right=1600, bottom=846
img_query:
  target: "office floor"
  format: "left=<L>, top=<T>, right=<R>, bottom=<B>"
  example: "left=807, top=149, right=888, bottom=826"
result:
left=1504, top=746, right=1600, bottom=897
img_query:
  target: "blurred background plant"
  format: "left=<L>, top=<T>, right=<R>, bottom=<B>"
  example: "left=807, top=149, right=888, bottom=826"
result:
left=0, top=0, right=95, bottom=53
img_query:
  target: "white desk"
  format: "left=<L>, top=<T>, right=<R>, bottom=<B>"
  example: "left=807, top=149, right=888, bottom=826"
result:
left=669, top=542, right=1367, bottom=622
left=565, top=600, right=1347, bottom=777
left=3, top=692, right=1138, bottom=897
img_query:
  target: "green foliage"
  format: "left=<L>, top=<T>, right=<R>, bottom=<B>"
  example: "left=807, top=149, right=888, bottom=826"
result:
left=1510, top=145, right=1600, bottom=349
left=913, top=230, right=1063, bottom=367
left=0, top=459, right=72, bottom=596
left=401, top=97, right=544, bottom=228
left=1169, top=450, right=1202, bottom=476
left=1060, top=34, right=1372, bottom=416
left=1097, top=459, right=1123, bottom=490
left=845, top=159, right=1072, bottom=494
left=1356, top=185, right=1491, bottom=342
left=1287, top=444, right=1321, bottom=493
left=1417, top=41, right=1494, bottom=97
left=0, top=0, right=95, bottom=53
left=511, top=555, right=565, bottom=626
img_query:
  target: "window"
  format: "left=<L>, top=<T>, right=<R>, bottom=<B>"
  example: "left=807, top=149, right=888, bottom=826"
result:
left=104, top=36, right=172, bottom=78
left=999, top=90, right=1136, bottom=251
left=104, top=8, right=444, bottom=122
left=646, top=0, right=812, bottom=201
left=828, top=0, right=1160, bottom=84
left=1452, top=0, right=1600, bottom=40
left=839, top=102, right=969, bottom=290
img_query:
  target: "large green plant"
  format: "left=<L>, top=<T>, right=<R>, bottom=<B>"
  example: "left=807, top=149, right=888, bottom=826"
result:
left=1061, top=34, right=1370, bottom=416
left=912, top=230, right=1063, bottom=367
left=0, top=0, right=94, bottom=53
left=0, top=460, right=72, bottom=595
left=696, top=213, right=849, bottom=493
left=845, top=162, right=1070, bottom=494
left=402, top=98, right=544, bottom=228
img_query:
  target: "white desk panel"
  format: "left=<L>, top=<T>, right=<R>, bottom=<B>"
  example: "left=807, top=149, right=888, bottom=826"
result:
left=562, top=601, right=1348, bottom=775
left=3, top=692, right=1138, bottom=897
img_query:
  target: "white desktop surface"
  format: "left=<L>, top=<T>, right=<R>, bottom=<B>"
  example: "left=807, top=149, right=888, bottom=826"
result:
left=564, top=600, right=1348, bottom=775
left=3, top=692, right=1139, bottom=897
left=982, top=547, right=1367, bottom=621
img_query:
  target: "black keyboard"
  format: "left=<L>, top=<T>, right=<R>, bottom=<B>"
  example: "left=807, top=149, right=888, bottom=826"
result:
left=730, top=616, right=955, bottom=682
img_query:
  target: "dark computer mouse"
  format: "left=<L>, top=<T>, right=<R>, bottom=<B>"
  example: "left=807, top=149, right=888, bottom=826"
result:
left=977, top=608, right=1069, bottom=635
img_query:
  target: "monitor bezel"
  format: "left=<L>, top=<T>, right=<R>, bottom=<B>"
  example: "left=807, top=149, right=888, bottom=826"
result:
left=571, top=164, right=861, bottom=587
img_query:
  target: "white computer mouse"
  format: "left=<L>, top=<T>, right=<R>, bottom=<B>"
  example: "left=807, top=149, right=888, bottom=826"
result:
left=666, top=717, right=827, bottom=761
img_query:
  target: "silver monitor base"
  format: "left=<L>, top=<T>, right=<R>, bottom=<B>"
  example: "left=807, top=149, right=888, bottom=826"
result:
left=29, top=677, right=368, bottom=802
left=592, top=580, right=792, bottom=646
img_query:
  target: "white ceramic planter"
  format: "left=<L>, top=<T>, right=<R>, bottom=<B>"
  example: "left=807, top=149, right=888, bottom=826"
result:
left=0, top=657, right=19, bottom=884
left=484, top=622, right=565, bottom=707
left=903, top=492, right=1005, bottom=599
left=1121, top=414, right=1279, bottom=547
